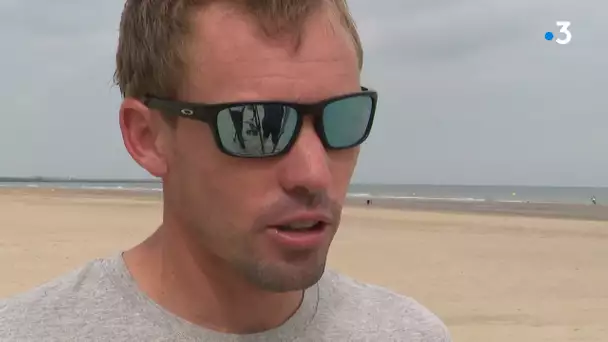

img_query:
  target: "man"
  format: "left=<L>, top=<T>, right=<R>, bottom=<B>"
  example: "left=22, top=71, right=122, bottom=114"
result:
left=261, top=104, right=285, bottom=152
left=228, top=106, right=247, bottom=149
left=0, top=0, right=451, bottom=340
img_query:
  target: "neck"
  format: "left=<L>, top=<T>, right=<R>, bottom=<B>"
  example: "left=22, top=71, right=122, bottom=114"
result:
left=123, top=223, right=304, bottom=334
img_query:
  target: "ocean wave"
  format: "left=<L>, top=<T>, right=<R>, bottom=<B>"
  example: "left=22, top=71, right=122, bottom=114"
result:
left=79, top=185, right=162, bottom=192
left=347, top=193, right=485, bottom=202
left=0, top=183, right=161, bottom=192
left=347, top=193, right=372, bottom=198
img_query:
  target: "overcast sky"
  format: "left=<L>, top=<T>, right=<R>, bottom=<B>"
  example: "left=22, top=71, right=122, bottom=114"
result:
left=0, top=0, right=606, bottom=186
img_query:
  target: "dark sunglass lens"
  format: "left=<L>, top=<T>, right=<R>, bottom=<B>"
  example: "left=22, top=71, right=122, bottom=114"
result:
left=322, top=95, right=373, bottom=148
left=217, top=104, right=298, bottom=157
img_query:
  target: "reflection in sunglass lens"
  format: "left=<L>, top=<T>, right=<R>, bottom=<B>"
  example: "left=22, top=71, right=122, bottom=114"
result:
left=216, top=104, right=298, bottom=157
left=322, top=95, right=373, bottom=148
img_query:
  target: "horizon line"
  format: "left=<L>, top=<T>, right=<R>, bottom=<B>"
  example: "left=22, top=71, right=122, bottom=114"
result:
left=0, top=176, right=606, bottom=188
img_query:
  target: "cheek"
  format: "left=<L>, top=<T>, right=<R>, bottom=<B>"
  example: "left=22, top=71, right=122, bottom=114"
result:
left=175, top=124, right=275, bottom=229
left=329, top=148, right=360, bottom=196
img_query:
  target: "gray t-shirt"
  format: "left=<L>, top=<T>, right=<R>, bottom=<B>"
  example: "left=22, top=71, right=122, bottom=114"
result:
left=0, top=254, right=451, bottom=341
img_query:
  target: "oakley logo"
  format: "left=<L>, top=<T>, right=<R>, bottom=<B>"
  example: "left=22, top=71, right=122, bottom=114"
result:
left=181, top=109, right=194, bottom=116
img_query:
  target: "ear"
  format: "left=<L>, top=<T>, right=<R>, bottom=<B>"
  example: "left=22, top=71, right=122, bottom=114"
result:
left=119, top=98, right=169, bottom=177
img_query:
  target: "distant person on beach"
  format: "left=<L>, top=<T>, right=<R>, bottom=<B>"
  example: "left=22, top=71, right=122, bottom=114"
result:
left=0, top=1, right=450, bottom=341
left=591, top=196, right=597, bottom=205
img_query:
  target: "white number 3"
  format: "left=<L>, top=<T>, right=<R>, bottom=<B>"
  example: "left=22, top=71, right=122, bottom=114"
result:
left=555, top=21, right=572, bottom=45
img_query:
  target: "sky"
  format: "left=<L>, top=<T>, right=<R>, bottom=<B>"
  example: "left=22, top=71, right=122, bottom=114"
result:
left=0, top=0, right=606, bottom=186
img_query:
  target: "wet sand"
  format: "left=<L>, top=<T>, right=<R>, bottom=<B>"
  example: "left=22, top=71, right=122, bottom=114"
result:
left=347, top=197, right=608, bottom=221
left=1, top=187, right=607, bottom=341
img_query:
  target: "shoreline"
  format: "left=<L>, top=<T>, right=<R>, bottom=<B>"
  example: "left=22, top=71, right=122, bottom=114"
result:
left=2, top=186, right=607, bottom=222
left=346, top=197, right=608, bottom=222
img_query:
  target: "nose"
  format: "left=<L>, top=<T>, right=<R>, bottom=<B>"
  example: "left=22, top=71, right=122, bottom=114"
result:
left=277, top=118, right=331, bottom=205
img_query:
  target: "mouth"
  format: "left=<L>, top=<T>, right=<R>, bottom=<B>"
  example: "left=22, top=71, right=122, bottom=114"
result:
left=274, top=220, right=326, bottom=233
left=267, top=219, right=330, bottom=249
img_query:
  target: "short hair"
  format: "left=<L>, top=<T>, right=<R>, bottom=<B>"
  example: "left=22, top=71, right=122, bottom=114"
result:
left=113, top=0, right=363, bottom=100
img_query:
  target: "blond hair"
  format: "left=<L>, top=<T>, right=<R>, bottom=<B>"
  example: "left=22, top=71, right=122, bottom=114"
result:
left=114, top=0, right=363, bottom=99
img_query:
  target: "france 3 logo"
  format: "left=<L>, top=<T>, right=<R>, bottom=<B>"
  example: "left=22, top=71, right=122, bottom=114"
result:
left=544, top=21, right=572, bottom=45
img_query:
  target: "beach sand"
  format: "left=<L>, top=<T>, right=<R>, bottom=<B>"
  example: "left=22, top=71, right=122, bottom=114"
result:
left=1, top=188, right=606, bottom=341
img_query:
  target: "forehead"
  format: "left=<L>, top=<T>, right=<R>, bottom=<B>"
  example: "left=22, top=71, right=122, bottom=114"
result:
left=179, top=3, right=360, bottom=104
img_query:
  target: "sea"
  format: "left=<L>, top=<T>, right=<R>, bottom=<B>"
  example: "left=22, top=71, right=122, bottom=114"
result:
left=0, top=180, right=607, bottom=206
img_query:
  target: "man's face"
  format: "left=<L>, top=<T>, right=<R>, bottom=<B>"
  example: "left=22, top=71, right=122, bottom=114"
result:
left=161, top=4, right=361, bottom=291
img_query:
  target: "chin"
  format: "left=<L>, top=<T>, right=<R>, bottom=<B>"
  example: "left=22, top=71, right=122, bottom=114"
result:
left=235, top=250, right=329, bottom=292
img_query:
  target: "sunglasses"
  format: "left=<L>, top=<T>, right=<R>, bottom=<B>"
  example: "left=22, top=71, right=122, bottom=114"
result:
left=143, top=87, right=377, bottom=158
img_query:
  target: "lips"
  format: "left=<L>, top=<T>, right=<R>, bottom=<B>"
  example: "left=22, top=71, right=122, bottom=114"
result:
left=266, top=212, right=332, bottom=249
left=269, top=212, right=331, bottom=230
left=275, top=220, right=324, bottom=232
